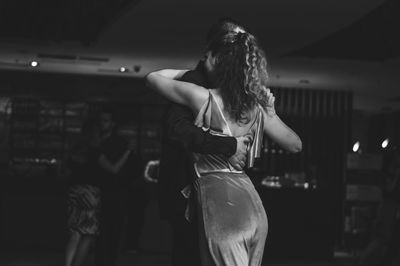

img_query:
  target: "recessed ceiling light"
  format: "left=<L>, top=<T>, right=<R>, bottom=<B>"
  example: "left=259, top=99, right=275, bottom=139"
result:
left=30, top=61, right=39, bottom=67
left=119, top=67, right=128, bottom=73
left=352, top=141, right=360, bottom=153
left=382, top=138, right=389, bottom=149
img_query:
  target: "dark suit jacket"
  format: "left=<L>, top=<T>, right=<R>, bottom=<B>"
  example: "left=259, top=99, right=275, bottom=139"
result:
left=158, top=67, right=237, bottom=220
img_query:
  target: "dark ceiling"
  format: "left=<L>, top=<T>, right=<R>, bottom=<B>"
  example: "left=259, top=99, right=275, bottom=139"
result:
left=0, top=0, right=399, bottom=113
left=0, top=0, right=141, bottom=45
left=286, top=0, right=400, bottom=61
left=1, top=0, right=393, bottom=61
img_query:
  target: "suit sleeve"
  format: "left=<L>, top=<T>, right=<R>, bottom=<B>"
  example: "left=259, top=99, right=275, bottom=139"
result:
left=165, top=69, right=237, bottom=156
left=166, top=104, right=236, bottom=156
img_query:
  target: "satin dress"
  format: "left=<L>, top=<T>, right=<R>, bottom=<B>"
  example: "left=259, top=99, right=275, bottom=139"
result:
left=188, top=91, right=268, bottom=266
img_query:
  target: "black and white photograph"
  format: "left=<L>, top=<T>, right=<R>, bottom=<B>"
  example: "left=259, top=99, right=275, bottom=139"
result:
left=0, top=0, right=399, bottom=265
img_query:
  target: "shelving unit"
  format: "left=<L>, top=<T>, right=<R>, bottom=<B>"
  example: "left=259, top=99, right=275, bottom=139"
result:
left=7, top=98, right=90, bottom=179
left=343, top=153, right=383, bottom=251
left=6, top=98, right=165, bottom=180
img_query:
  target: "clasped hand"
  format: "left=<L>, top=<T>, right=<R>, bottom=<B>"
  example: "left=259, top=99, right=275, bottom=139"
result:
left=263, top=87, right=276, bottom=117
left=228, top=135, right=253, bottom=171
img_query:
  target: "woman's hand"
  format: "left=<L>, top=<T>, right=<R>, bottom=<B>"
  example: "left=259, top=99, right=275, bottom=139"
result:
left=263, top=87, right=276, bottom=117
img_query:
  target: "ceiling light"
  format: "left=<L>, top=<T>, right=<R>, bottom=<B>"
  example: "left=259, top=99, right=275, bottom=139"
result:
left=30, top=61, right=39, bottom=67
left=119, top=67, right=128, bottom=73
left=352, top=141, right=360, bottom=153
left=381, top=138, right=389, bottom=149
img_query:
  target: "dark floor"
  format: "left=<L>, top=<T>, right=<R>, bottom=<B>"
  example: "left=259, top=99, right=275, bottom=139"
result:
left=0, top=250, right=358, bottom=266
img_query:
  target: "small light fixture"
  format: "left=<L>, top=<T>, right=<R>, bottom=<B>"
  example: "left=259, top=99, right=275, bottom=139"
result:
left=381, top=138, right=390, bottom=149
left=30, top=61, right=39, bottom=67
left=352, top=141, right=360, bottom=153
left=119, top=67, right=128, bottom=73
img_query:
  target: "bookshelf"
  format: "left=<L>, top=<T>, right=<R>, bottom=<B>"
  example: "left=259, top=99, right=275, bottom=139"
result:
left=342, top=153, right=383, bottom=251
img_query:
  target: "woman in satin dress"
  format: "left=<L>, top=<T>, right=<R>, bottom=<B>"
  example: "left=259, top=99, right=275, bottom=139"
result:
left=146, top=30, right=302, bottom=266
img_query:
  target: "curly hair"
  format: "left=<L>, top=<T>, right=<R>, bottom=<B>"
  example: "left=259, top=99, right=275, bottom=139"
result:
left=206, top=17, right=246, bottom=45
left=208, top=31, right=269, bottom=123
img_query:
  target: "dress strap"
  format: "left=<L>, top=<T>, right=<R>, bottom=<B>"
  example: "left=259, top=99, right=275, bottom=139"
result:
left=247, top=107, right=264, bottom=168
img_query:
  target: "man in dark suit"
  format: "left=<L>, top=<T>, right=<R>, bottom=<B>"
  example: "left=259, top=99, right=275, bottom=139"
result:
left=158, top=18, right=249, bottom=266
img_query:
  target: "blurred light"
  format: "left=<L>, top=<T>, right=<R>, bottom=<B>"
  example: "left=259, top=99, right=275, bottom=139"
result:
left=119, top=67, right=128, bottom=73
left=352, top=141, right=360, bottom=152
left=30, top=61, right=39, bottom=67
left=382, top=138, right=389, bottom=149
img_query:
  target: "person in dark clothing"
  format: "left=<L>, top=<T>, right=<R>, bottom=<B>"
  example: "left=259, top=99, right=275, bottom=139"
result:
left=157, top=18, right=251, bottom=266
left=66, top=119, right=102, bottom=266
left=121, top=151, right=147, bottom=254
left=94, top=108, right=134, bottom=266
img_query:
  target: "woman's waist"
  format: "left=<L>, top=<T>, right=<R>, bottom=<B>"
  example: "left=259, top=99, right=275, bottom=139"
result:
left=193, top=154, right=243, bottom=176
left=195, top=167, right=244, bottom=176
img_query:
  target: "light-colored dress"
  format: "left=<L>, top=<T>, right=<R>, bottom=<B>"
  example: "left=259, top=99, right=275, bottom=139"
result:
left=189, top=91, right=268, bottom=266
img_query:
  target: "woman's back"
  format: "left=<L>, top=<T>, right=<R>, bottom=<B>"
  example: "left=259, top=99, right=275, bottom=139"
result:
left=193, top=90, right=263, bottom=175
left=191, top=91, right=268, bottom=266
left=209, top=89, right=259, bottom=137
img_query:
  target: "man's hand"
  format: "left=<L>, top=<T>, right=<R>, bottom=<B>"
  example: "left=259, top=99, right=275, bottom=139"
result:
left=228, top=135, right=252, bottom=170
